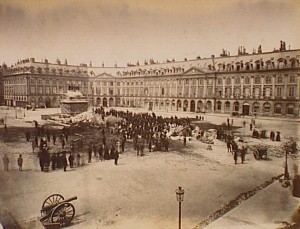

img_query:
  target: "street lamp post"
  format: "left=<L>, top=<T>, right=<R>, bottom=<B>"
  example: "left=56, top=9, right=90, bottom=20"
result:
left=175, top=186, right=185, bottom=229
left=284, top=149, right=290, bottom=180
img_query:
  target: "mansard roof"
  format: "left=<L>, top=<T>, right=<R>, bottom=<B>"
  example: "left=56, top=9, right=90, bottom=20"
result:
left=5, top=48, right=300, bottom=78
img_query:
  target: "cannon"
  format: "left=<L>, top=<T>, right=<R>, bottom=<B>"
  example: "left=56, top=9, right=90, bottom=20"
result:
left=39, top=194, right=77, bottom=228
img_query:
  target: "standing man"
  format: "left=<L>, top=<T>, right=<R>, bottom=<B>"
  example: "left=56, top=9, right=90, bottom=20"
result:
left=52, top=133, right=56, bottom=145
left=121, top=134, right=126, bottom=153
left=114, top=150, right=119, bottom=166
left=99, top=144, right=104, bottom=161
left=62, top=153, right=68, bottom=172
left=240, top=146, right=246, bottom=164
left=227, top=139, right=232, bottom=154
left=76, top=153, right=81, bottom=167
left=88, top=147, right=92, bottom=163
left=116, top=140, right=121, bottom=154
left=232, top=142, right=239, bottom=164
left=51, top=154, right=57, bottom=170
left=46, top=132, right=51, bottom=142
left=68, top=153, right=74, bottom=168
left=2, top=154, right=9, bottom=171
left=164, top=138, right=169, bottom=152
left=183, top=136, right=187, bottom=146
left=17, top=154, right=23, bottom=171
left=243, top=120, right=246, bottom=127
left=31, top=139, right=36, bottom=153
left=148, top=136, right=153, bottom=152
left=61, top=137, right=65, bottom=149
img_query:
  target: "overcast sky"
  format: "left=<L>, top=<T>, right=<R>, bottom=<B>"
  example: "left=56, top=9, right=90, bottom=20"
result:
left=1, top=0, right=299, bottom=67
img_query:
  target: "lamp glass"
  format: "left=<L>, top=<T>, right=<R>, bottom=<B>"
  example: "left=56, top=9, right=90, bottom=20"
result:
left=176, top=186, right=185, bottom=202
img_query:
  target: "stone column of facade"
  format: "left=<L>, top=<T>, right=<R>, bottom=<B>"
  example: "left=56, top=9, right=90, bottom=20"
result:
left=93, top=82, right=97, bottom=106
left=176, top=79, right=178, bottom=98
left=250, top=76, right=254, bottom=98
left=272, top=74, right=276, bottom=99
left=297, top=74, right=300, bottom=100
left=189, top=78, right=192, bottom=98
left=196, top=78, right=199, bottom=98
left=158, top=79, right=161, bottom=99
left=260, top=75, right=264, bottom=99
left=222, top=77, right=225, bottom=99
left=231, top=76, right=234, bottom=99
left=283, top=74, right=287, bottom=99
left=203, top=78, right=207, bottom=98
left=212, top=76, right=215, bottom=100
left=240, top=76, right=244, bottom=99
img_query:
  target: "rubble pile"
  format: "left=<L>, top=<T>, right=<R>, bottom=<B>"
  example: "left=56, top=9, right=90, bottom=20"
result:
left=167, top=125, right=187, bottom=137
left=105, top=115, right=124, bottom=125
left=198, top=136, right=214, bottom=144
left=195, top=174, right=283, bottom=229
left=70, top=112, right=106, bottom=125
left=248, top=140, right=299, bottom=158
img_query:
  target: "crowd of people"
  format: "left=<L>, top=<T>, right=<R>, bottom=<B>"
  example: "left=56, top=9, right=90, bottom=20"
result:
left=3, top=107, right=297, bottom=172
left=105, top=109, right=192, bottom=155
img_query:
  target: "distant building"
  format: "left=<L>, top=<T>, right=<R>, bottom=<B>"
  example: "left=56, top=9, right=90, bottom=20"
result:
left=0, top=66, right=4, bottom=105
left=2, top=58, right=90, bottom=108
left=2, top=42, right=300, bottom=117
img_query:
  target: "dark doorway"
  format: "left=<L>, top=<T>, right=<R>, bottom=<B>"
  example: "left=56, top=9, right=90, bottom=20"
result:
left=243, top=104, right=250, bottom=115
left=45, top=98, right=51, bottom=108
left=103, top=98, right=108, bottom=107
left=190, top=100, right=195, bottom=112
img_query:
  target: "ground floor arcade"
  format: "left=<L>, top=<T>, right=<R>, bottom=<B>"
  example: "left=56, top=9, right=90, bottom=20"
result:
left=92, top=96, right=300, bottom=117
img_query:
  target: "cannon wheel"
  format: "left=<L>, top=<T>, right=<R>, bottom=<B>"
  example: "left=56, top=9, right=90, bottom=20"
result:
left=51, top=203, right=75, bottom=226
left=42, top=194, right=65, bottom=211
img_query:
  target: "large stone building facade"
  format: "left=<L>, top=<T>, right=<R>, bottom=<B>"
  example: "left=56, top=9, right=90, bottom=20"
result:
left=2, top=44, right=300, bottom=117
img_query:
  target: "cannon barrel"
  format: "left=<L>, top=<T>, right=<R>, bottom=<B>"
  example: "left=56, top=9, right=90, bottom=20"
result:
left=42, top=196, right=77, bottom=212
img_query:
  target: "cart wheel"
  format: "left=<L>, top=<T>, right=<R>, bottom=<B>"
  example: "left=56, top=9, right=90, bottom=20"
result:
left=51, top=203, right=75, bottom=226
left=42, top=194, right=65, bottom=211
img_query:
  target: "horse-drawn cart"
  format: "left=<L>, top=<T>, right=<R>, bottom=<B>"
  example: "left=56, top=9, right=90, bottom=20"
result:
left=39, top=194, right=77, bottom=229
left=253, top=148, right=268, bottom=160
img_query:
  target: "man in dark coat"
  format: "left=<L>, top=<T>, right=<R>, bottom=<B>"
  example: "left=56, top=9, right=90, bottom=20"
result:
left=99, top=145, right=104, bottom=161
left=240, top=146, right=246, bottom=164
left=51, top=154, right=57, bottom=170
left=232, top=142, right=239, bottom=164
left=104, top=145, right=110, bottom=160
left=183, top=136, right=187, bottom=146
left=62, top=153, right=68, bottom=172
left=164, top=138, right=169, bottom=152
left=88, top=147, right=92, bottom=163
left=110, top=145, right=116, bottom=160
left=68, top=154, right=74, bottom=168
left=115, top=150, right=119, bottom=165
left=53, top=133, right=56, bottom=145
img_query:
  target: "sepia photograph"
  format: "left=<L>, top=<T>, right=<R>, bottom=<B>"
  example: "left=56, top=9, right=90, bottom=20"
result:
left=0, top=0, right=300, bottom=228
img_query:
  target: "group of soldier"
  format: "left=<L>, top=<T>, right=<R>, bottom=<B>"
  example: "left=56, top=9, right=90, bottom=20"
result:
left=225, top=135, right=247, bottom=164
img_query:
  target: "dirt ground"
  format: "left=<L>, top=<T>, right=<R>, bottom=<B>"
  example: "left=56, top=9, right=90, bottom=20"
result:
left=0, top=107, right=299, bottom=229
